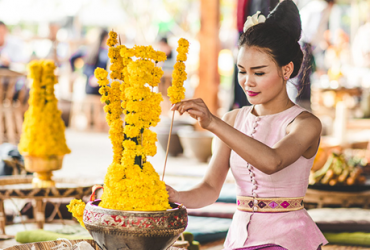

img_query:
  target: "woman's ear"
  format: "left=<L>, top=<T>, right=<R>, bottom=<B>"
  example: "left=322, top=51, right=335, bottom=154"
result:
left=282, top=62, right=294, bottom=80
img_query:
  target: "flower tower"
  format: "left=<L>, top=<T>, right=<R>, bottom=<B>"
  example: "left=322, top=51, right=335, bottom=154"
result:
left=69, top=31, right=189, bottom=215
left=68, top=33, right=190, bottom=250
left=19, top=60, right=71, bottom=187
left=96, top=32, right=171, bottom=211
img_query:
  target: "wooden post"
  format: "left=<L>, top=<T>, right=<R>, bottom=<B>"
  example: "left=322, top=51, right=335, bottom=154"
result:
left=34, top=199, right=45, bottom=229
left=0, top=199, right=6, bottom=235
left=193, top=0, right=221, bottom=116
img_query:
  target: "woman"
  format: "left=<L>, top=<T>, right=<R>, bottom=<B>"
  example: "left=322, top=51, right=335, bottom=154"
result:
left=70, top=28, right=109, bottom=95
left=166, top=1, right=328, bottom=249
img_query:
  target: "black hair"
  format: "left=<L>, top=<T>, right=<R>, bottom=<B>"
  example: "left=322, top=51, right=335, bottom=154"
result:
left=85, top=28, right=109, bottom=66
left=239, top=0, right=303, bottom=79
left=159, top=37, right=168, bottom=44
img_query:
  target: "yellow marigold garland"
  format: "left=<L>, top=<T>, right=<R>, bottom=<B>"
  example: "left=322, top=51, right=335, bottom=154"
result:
left=19, top=60, right=71, bottom=157
left=167, top=38, right=189, bottom=104
left=67, top=199, right=86, bottom=228
left=96, top=31, right=124, bottom=165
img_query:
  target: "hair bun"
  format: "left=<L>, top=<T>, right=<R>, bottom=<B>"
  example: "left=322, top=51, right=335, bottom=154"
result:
left=266, top=0, right=301, bottom=42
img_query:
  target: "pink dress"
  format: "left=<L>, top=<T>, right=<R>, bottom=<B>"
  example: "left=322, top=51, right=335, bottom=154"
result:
left=223, top=105, right=328, bottom=250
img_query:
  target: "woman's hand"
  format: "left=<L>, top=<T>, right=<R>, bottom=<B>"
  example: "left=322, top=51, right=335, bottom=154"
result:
left=166, top=184, right=180, bottom=203
left=170, top=98, right=216, bottom=130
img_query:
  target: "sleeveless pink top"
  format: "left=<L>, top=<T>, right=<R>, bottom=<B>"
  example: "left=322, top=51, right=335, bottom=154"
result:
left=224, top=105, right=328, bottom=250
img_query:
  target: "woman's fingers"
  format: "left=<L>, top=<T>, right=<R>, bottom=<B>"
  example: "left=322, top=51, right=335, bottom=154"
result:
left=170, top=103, right=180, bottom=111
left=171, top=99, right=207, bottom=115
left=170, top=99, right=214, bottom=128
left=187, top=109, right=203, bottom=120
left=165, top=184, right=178, bottom=203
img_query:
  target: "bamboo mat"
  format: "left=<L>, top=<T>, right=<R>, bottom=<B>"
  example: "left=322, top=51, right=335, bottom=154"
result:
left=323, top=245, right=370, bottom=250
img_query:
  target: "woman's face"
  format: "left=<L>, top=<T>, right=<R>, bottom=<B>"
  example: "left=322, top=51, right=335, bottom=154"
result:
left=237, top=45, right=286, bottom=106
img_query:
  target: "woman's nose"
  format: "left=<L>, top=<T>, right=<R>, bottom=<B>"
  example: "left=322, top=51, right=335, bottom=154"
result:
left=245, top=76, right=256, bottom=88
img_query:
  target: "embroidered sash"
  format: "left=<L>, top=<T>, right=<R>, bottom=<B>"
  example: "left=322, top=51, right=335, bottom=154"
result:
left=237, top=196, right=304, bottom=212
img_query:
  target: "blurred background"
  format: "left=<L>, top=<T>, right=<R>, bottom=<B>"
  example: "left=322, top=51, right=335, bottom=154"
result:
left=1, top=0, right=370, bottom=249
left=1, top=0, right=370, bottom=135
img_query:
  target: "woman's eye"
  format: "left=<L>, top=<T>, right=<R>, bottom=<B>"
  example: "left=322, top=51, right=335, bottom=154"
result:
left=238, top=71, right=246, bottom=74
left=255, top=72, right=265, bottom=76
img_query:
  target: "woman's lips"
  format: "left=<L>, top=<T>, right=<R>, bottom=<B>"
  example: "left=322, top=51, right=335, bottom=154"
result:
left=246, top=91, right=259, bottom=97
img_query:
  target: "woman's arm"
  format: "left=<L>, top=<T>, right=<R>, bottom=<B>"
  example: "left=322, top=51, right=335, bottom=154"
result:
left=172, top=99, right=322, bottom=175
left=166, top=110, right=238, bottom=209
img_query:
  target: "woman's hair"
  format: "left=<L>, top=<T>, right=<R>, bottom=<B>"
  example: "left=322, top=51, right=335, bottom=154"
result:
left=239, top=0, right=303, bottom=79
left=85, top=28, right=109, bottom=66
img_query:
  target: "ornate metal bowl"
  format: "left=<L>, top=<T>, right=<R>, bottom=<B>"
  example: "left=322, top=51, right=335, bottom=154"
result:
left=83, top=200, right=188, bottom=250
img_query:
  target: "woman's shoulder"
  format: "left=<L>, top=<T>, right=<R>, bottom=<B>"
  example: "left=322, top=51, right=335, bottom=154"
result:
left=296, top=109, right=321, bottom=125
left=222, top=109, right=240, bottom=127
left=287, top=108, right=322, bottom=135
left=222, top=106, right=252, bottom=127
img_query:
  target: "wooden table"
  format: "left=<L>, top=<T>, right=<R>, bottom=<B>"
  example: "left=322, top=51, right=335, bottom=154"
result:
left=0, top=176, right=96, bottom=235
left=304, top=188, right=370, bottom=208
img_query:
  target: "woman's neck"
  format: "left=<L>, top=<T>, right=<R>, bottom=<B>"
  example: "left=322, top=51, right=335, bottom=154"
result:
left=252, top=97, right=295, bottom=116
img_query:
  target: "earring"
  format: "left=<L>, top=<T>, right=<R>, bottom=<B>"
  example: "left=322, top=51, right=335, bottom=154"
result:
left=284, top=76, right=288, bottom=80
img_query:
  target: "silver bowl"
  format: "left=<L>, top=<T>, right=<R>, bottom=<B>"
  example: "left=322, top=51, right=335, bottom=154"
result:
left=83, top=200, right=188, bottom=250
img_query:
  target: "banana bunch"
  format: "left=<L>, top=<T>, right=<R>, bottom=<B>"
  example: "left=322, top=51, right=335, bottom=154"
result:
left=309, top=152, right=367, bottom=186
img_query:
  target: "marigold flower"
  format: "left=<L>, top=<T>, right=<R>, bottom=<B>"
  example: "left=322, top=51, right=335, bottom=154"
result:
left=167, top=38, right=189, bottom=104
left=109, top=31, right=118, bottom=39
left=94, top=67, right=108, bottom=80
left=107, top=31, right=118, bottom=47
left=19, top=60, right=71, bottom=157
left=82, top=38, right=182, bottom=212
left=177, top=53, right=187, bottom=62
left=67, top=199, right=86, bottom=228
left=107, top=38, right=117, bottom=47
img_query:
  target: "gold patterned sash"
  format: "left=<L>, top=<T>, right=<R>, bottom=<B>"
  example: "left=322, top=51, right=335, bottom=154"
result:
left=237, top=196, right=304, bottom=213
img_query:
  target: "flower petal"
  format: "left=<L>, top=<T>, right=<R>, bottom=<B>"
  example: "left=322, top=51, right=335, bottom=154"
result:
left=258, top=14, right=266, bottom=23
left=252, top=14, right=259, bottom=25
left=243, top=16, right=254, bottom=32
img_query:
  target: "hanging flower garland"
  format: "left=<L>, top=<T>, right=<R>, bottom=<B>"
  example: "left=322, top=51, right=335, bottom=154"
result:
left=100, top=31, right=124, bottom=165
left=167, top=38, right=189, bottom=104
left=160, top=38, right=189, bottom=181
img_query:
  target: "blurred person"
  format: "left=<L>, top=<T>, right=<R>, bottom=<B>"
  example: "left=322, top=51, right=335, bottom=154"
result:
left=300, top=0, right=334, bottom=48
left=0, top=21, right=29, bottom=69
left=156, top=36, right=178, bottom=111
left=157, top=37, right=176, bottom=71
left=325, top=29, right=351, bottom=80
left=69, top=28, right=109, bottom=95
left=46, top=22, right=61, bottom=65
left=293, top=0, right=335, bottom=110
left=352, top=13, right=370, bottom=68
